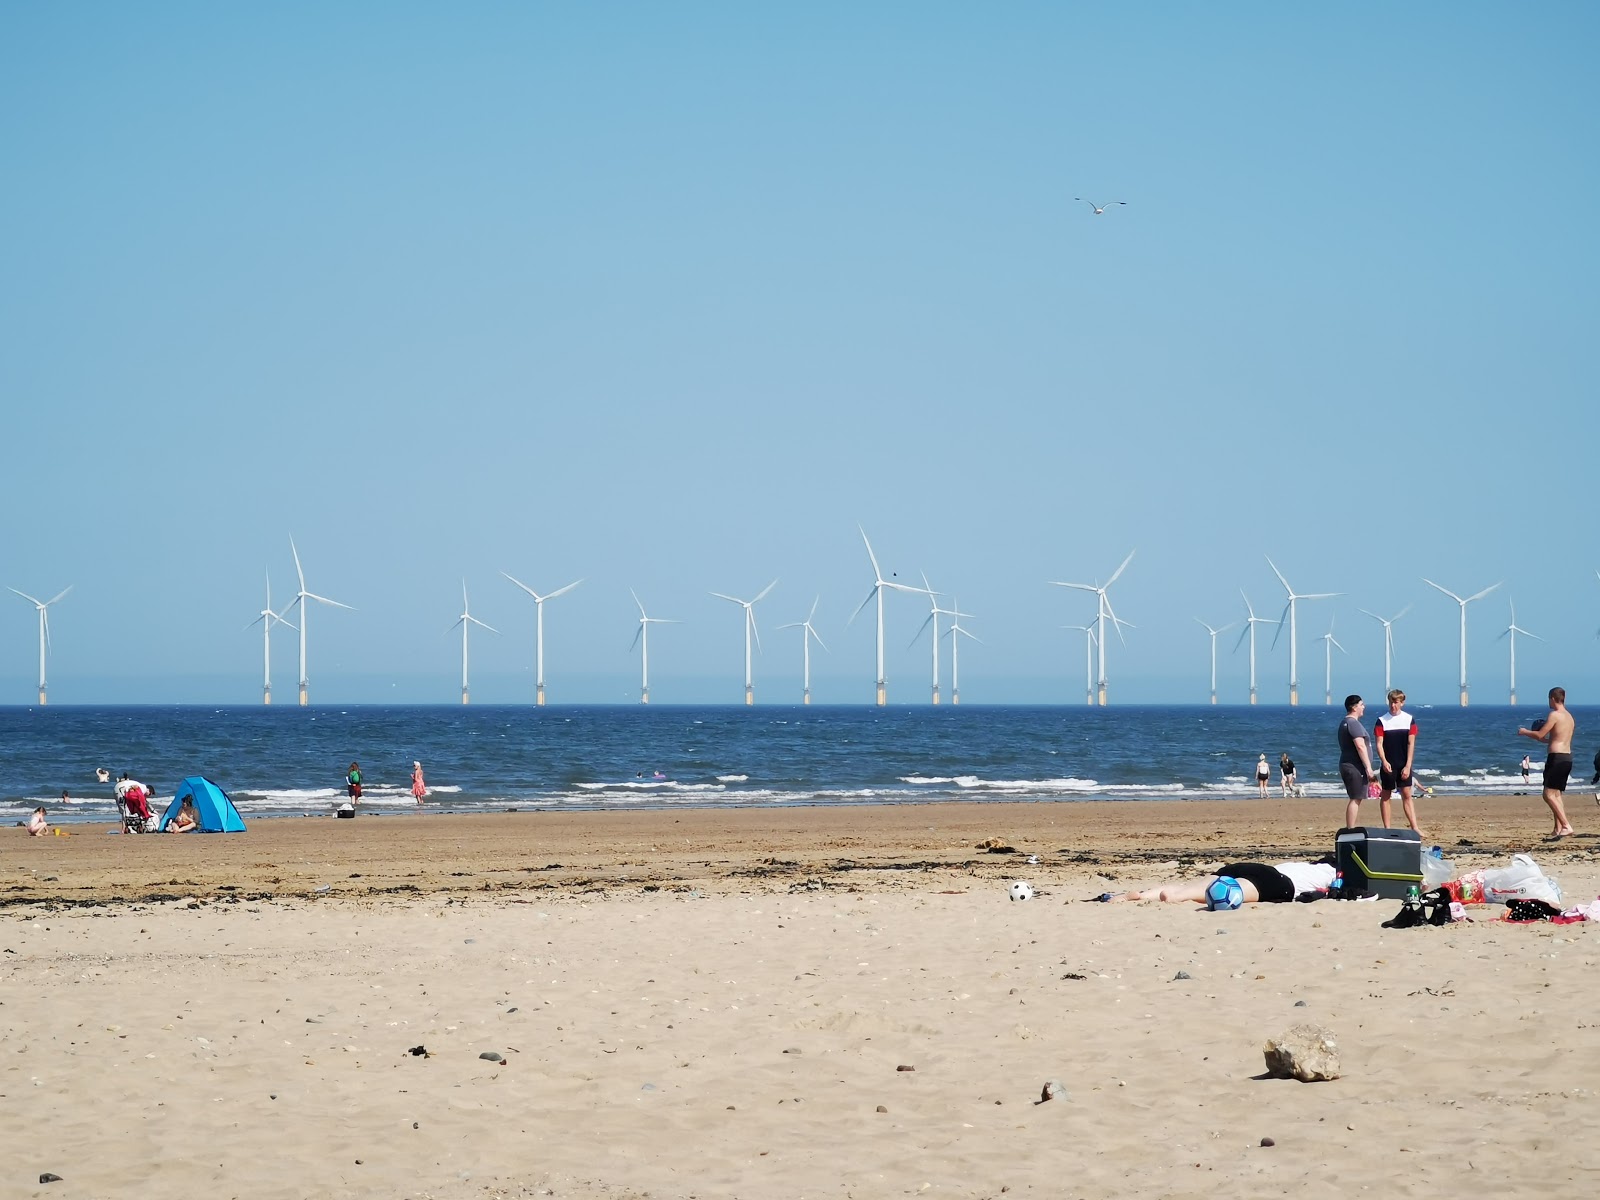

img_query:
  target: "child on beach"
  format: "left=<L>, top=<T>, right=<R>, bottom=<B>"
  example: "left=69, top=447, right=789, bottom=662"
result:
left=346, top=762, right=363, bottom=805
left=411, top=761, right=427, bottom=805
left=27, top=807, right=48, bottom=837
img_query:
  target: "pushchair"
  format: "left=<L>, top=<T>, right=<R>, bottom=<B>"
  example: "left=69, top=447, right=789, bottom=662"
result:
left=118, top=786, right=156, bottom=834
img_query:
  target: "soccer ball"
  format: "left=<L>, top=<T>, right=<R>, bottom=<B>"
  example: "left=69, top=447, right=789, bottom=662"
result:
left=1205, top=876, right=1244, bottom=911
left=1008, top=881, right=1034, bottom=902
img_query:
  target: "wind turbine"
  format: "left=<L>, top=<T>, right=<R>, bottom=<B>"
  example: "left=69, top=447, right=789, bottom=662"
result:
left=287, top=537, right=353, bottom=707
left=849, top=526, right=924, bottom=706
left=908, top=572, right=959, bottom=705
left=1319, top=619, right=1346, bottom=706
left=450, top=581, right=499, bottom=705
left=1052, top=550, right=1135, bottom=705
left=503, top=573, right=583, bottom=706
left=710, top=580, right=777, bottom=705
left=1423, top=577, right=1501, bottom=707
left=246, top=572, right=296, bottom=706
left=1498, top=600, right=1541, bottom=706
left=1234, top=590, right=1278, bottom=705
left=1195, top=618, right=1235, bottom=705
left=8, top=585, right=71, bottom=705
left=1266, top=557, right=1341, bottom=706
left=1063, top=624, right=1096, bottom=706
left=778, top=597, right=829, bottom=705
left=629, top=589, right=678, bottom=705
left=944, top=601, right=979, bottom=705
left=1358, top=604, right=1412, bottom=692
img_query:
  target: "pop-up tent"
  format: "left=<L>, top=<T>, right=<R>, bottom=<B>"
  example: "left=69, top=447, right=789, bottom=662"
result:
left=158, top=776, right=247, bottom=833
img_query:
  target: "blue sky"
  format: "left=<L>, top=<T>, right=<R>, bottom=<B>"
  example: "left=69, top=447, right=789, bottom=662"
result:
left=2, top=3, right=1596, bottom=706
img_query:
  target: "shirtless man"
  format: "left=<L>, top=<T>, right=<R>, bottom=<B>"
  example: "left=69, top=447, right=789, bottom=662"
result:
left=1518, top=686, right=1576, bottom=838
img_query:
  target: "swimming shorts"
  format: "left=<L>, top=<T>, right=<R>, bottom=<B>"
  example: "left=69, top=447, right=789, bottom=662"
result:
left=1544, top=752, right=1572, bottom=792
left=1217, top=862, right=1295, bottom=904
left=1339, top=762, right=1368, bottom=800
left=1379, top=766, right=1412, bottom=792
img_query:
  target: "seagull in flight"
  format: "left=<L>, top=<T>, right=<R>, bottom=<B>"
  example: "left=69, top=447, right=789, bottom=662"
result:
left=1074, top=197, right=1126, bottom=215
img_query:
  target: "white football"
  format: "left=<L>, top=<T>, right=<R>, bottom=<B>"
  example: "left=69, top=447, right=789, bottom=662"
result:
left=1009, top=881, right=1033, bottom=902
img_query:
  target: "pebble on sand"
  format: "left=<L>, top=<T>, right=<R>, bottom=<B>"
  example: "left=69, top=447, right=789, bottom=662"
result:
left=479, top=1051, right=504, bottom=1062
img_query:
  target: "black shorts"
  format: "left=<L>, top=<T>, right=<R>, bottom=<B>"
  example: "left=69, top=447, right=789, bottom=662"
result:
left=1218, top=862, right=1295, bottom=904
left=1544, top=752, right=1572, bottom=792
left=1379, top=766, right=1412, bottom=792
left=1340, top=762, right=1368, bottom=800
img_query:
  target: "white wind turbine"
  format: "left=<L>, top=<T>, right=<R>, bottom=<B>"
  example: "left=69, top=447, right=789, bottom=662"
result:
left=629, top=589, right=678, bottom=705
left=778, top=597, right=829, bottom=705
left=1064, top=624, right=1096, bottom=706
left=1266, top=557, right=1341, bottom=706
left=8, top=585, right=71, bottom=705
left=1423, top=577, right=1501, bottom=707
left=710, top=579, right=777, bottom=705
left=1195, top=618, right=1235, bottom=705
left=1498, top=600, right=1541, bottom=706
left=1358, top=604, right=1411, bottom=692
left=450, top=581, right=499, bottom=705
left=849, top=526, right=924, bottom=706
left=287, top=537, right=353, bottom=707
left=1052, top=550, right=1135, bottom=705
left=503, top=573, right=583, bottom=706
left=246, top=573, right=296, bottom=706
left=1233, top=590, right=1278, bottom=706
left=944, top=601, right=979, bottom=705
left=908, top=572, right=959, bottom=705
left=1319, top=619, right=1346, bottom=706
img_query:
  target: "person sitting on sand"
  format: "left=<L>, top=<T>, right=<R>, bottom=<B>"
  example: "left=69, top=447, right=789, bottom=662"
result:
left=168, top=797, right=199, bottom=833
left=27, top=807, right=48, bottom=837
left=1109, top=858, right=1336, bottom=904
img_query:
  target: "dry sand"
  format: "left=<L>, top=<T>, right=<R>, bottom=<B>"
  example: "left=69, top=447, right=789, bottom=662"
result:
left=4, top=797, right=1599, bottom=1199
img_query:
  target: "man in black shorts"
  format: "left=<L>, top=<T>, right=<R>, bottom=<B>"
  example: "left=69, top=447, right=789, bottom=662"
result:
left=1109, top=858, right=1337, bottom=904
left=1519, top=687, right=1575, bottom=838
left=1337, top=694, right=1378, bottom=828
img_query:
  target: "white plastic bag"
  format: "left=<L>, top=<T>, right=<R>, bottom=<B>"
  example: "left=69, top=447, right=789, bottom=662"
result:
left=1480, top=854, right=1562, bottom=906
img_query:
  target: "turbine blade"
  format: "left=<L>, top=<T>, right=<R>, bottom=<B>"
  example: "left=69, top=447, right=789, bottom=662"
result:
left=502, top=571, right=540, bottom=600
left=848, top=585, right=877, bottom=624
left=752, top=579, right=777, bottom=604
left=858, top=525, right=884, bottom=581
left=45, top=585, right=73, bottom=607
left=908, top=612, right=933, bottom=648
left=1105, top=550, right=1136, bottom=588
left=1466, top=582, right=1502, bottom=604
left=546, top=579, right=583, bottom=601
left=1391, top=604, right=1412, bottom=622
left=709, top=592, right=742, bottom=605
left=1422, top=578, right=1462, bottom=603
left=1269, top=603, right=1291, bottom=650
left=303, top=593, right=355, bottom=610
left=9, top=588, right=44, bottom=606
left=1265, top=556, right=1291, bottom=593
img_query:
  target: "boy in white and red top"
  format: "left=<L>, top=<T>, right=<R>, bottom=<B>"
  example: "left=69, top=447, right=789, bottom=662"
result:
left=1374, top=688, right=1421, bottom=834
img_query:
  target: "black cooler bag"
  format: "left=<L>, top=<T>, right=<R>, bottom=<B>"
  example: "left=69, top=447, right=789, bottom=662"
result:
left=1335, top=827, right=1423, bottom=899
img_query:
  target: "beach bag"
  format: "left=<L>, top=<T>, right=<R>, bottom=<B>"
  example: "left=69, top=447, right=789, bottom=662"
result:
left=1365, top=781, right=1382, bottom=800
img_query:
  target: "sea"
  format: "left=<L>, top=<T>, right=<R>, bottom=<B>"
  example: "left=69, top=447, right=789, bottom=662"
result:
left=5, top=703, right=1596, bottom=828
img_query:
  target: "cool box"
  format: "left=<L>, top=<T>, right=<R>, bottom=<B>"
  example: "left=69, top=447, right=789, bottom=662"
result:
left=1335, top=827, right=1423, bottom=899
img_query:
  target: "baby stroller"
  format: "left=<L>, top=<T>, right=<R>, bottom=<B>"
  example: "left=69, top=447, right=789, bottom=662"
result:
left=117, top=784, right=156, bottom=834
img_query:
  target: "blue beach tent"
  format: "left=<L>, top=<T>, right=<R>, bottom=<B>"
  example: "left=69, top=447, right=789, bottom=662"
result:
left=158, top=776, right=247, bottom=833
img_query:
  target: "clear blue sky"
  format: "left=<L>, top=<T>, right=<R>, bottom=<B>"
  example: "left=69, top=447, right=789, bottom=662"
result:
left=3, top=3, right=1596, bottom=705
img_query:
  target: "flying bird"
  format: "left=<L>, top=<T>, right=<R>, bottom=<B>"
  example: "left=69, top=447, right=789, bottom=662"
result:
left=1074, top=197, right=1126, bottom=215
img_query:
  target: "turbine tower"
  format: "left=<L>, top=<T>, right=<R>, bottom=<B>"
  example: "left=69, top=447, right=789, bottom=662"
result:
left=287, top=537, right=353, bottom=706
left=1052, top=550, right=1135, bottom=705
left=1498, top=600, right=1541, bottom=706
left=1234, top=590, right=1278, bottom=706
left=1423, top=577, right=1501, bottom=707
left=629, top=589, right=678, bottom=705
left=778, top=598, right=829, bottom=705
left=1195, top=618, right=1235, bottom=705
left=1266, top=557, right=1340, bottom=706
left=450, top=581, right=499, bottom=705
left=246, top=572, right=296, bottom=705
left=849, top=526, right=923, bottom=706
left=502, top=573, right=583, bottom=706
left=1319, top=619, right=1346, bottom=706
left=909, top=572, right=958, bottom=705
left=8, top=585, right=71, bottom=705
left=944, top=601, right=979, bottom=705
left=1064, top=624, right=1096, bottom=705
left=710, top=580, right=777, bottom=705
left=1358, top=605, right=1411, bottom=692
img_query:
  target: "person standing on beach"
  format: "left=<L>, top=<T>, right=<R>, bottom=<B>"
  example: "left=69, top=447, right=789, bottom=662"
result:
left=346, top=761, right=363, bottom=806
left=1374, top=688, right=1421, bottom=834
left=1518, top=687, right=1576, bottom=838
left=1255, top=754, right=1271, bottom=797
left=1521, top=755, right=1532, bottom=785
left=411, top=760, right=427, bottom=805
left=1338, top=694, right=1378, bottom=829
left=1279, top=753, right=1297, bottom=797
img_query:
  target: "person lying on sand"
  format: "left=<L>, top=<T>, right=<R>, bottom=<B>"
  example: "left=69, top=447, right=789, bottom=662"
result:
left=1106, top=858, right=1336, bottom=904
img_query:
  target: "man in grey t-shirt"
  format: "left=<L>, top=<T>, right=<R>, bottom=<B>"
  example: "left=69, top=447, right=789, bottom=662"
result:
left=1337, top=694, right=1378, bottom=828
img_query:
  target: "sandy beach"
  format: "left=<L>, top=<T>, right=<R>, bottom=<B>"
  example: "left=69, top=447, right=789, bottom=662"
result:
left=5, top=796, right=1599, bottom=1199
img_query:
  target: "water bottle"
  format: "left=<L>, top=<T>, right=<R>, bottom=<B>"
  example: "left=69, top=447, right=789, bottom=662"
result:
left=1330, top=870, right=1344, bottom=899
